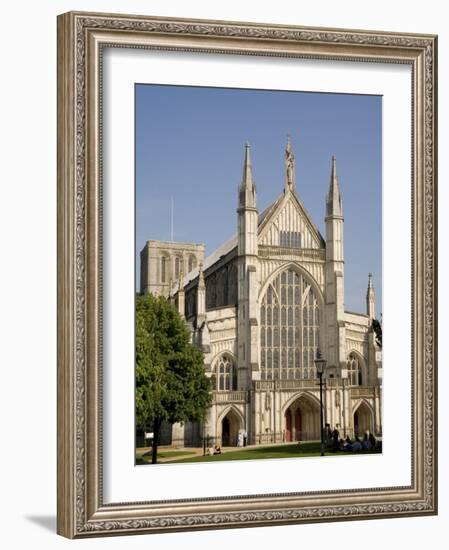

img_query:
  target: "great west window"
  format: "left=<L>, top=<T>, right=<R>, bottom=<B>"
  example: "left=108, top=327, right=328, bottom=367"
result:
left=260, top=268, right=320, bottom=380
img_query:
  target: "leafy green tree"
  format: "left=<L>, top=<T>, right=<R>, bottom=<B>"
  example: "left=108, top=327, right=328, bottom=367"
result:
left=372, top=318, right=382, bottom=349
left=136, top=293, right=212, bottom=464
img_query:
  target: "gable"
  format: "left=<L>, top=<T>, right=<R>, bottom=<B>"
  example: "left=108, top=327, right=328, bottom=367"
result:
left=258, top=191, right=324, bottom=249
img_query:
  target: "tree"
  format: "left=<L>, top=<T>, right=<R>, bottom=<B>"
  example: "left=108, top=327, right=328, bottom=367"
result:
left=136, top=293, right=212, bottom=464
left=372, top=318, right=382, bottom=349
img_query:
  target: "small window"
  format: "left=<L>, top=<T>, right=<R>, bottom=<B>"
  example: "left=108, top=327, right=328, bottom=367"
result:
left=347, top=352, right=363, bottom=386
left=188, top=255, right=196, bottom=273
left=216, top=356, right=235, bottom=391
left=280, top=230, right=301, bottom=248
left=161, top=256, right=167, bottom=283
left=174, top=256, right=184, bottom=280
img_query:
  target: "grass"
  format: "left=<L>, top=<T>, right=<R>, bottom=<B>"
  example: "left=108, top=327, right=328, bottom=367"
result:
left=136, top=449, right=197, bottom=465
left=166, top=442, right=380, bottom=464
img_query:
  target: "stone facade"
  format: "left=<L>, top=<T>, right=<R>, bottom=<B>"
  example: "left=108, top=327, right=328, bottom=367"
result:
left=140, top=240, right=205, bottom=296
left=140, top=139, right=382, bottom=447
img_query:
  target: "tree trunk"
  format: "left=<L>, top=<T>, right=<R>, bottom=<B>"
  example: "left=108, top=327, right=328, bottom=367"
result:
left=151, top=418, right=162, bottom=464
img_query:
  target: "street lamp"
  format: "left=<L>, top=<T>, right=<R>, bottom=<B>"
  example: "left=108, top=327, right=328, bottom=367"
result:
left=314, top=348, right=327, bottom=456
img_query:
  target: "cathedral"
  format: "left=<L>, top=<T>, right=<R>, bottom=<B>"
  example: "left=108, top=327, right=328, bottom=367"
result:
left=140, top=138, right=382, bottom=447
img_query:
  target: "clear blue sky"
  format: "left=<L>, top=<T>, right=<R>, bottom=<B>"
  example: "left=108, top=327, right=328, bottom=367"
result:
left=136, top=84, right=382, bottom=316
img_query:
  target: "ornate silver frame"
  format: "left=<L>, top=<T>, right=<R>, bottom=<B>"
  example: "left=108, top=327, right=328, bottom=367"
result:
left=57, top=11, right=438, bottom=538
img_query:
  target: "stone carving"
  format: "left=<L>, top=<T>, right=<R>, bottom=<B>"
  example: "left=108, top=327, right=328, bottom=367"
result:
left=265, top=393, right=271, bottom=410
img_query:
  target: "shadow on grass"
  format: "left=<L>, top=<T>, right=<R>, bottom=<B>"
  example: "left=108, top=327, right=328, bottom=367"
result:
left=136, top=449, right=197, bottom=465
left=162, top=442, right=381, bottom=464
left=135, top=442, right=381, bottom=465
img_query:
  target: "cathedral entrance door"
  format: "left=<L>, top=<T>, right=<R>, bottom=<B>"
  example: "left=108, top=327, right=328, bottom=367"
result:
left=221, top=409, right=242, bottom=446
left=285, top=410, right=292, bottom=442
left=353, top=402, right=373, bottom=437
left=285, top=394, right=320, bottom=441
left=222, top=417, right=230, bottom=447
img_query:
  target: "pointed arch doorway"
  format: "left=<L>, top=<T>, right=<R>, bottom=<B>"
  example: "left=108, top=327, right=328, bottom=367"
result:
left=353, top=401, right=373, bottom=437
left=221, top=408, right=242, bottom=447
left=284, top=394, right=320, bottom=442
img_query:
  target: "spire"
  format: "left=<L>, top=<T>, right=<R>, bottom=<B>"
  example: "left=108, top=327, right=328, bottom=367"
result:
left=176, top=264, right=185, bottom=318
left=238, top=143, right=257, bottom=209
left=241, top=142, right=254, bottom=187
left=285, top=134, right=295, bottom=192
left=196, top=262, right=206, bottom=322
left=326, top=155, right=343, bottom=217
left=331, top=154, right=337, bottom=178
left=366, top=272, right=375, bottom=319
left=198, top=262, right=205, bottom=290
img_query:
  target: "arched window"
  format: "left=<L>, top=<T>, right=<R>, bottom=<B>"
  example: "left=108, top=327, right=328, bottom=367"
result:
left=188, top=255, right=197, bottom=273
left=206, top=273, right=217, bottom=309
left=216, top=355, right=237, bottom=391
left=160, top=255, right=168, bottom=283
left=347, top=352, right=363, bottom=386
left=174, top=256, right=181, bottom=280
left=260, top=268, right=320, bottom=381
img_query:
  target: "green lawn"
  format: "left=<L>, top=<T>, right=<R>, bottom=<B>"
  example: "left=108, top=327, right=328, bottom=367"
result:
left=167, top=442, right=380, bottom=463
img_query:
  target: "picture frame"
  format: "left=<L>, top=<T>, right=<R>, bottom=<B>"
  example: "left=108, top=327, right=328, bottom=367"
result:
left=57, top=11, right=437, bottom=538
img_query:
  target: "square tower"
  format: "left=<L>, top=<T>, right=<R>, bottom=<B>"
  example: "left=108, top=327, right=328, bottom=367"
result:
left=140, top=240, right=205, bottom=296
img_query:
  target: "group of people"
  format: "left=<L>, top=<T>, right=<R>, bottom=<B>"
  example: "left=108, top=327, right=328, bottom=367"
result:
left=325, top=425, right=381, bottom=453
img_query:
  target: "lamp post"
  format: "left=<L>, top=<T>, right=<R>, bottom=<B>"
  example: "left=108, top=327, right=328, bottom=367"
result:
left=314, top=348, right=327, bottom=456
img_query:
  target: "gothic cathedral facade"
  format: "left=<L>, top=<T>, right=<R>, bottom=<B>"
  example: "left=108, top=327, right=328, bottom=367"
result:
left=140, top=138, right=382, bottom=447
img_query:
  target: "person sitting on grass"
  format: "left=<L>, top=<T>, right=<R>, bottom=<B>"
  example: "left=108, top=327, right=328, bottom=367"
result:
left=352, top=436, right=363, bottom=452
left=362, top=433, right=372, bottom=451
left=342, top=436, right=352, bottom=451
left=213, top=445, right=222, bottom=455
left=369, top=432, right=377, bottom=449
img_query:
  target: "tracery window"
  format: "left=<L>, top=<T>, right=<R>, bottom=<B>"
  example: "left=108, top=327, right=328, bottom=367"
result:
left=216, top=268, right=227, bottom=307
left=260, top=268, right=320, bottom=380
left=185, top=289, right=196, bottom=318
left=206, top=273, right=217, bottom=309
left=347, top=352, right=363, bottom=386
left=216, top=355, right=237, bottom=391
left=227, top=263, right=238, bottom=305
